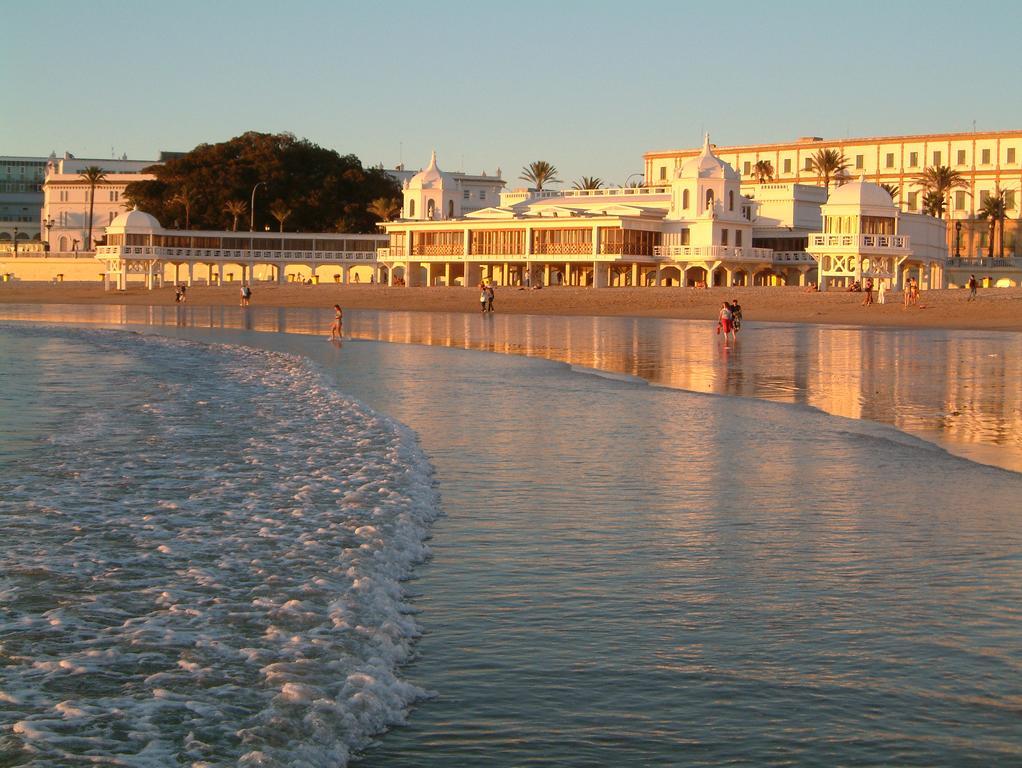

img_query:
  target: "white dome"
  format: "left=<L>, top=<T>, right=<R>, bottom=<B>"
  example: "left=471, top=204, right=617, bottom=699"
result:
left=108, top=208, right=162, bottom=232
left=826, top=177, right=896, bottom=209
left=677, top=134, right=740, bottom=181
left=408, top=150, right=452, bottom=189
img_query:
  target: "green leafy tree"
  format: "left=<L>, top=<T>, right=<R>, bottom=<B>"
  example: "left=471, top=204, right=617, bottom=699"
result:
left=520, top=160, right=560, bottom=191
left=269, top=200, right=292, bottom=232
left=572, top=176, right=603, bottom=190
left=124, top=132, right=400, bottom=233
left=753, top=160, right=774, bottom=183
left=367, top=197, right=401, bottom=222
left=914, top=165, right=969, bottom=221
left=806, top=149, right=849, bottom=190
left=78, top=166, right=108, bottom=249
left=977, top=190, right=1007, bottom=258
left=223, top=199, right=248, bottom=231
left=922, top=190, right=945, bottom=218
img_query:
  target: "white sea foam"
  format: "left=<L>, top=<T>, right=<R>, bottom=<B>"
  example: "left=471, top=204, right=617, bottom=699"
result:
left=0, top=326, right=440, bottom=765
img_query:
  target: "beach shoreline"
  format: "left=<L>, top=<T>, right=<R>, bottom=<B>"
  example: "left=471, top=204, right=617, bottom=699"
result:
left=1, top=283, right=1020, bottom=332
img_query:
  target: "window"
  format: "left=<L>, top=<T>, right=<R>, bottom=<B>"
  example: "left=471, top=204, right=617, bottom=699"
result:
left=447, top=199, right=454, bottom=218
left=933, top=151, right=942, bottom=165
left=908, top=191, right=918, bottom=209
left=783, top=159, right=792, bottom=174
left=705, top=189, right=714, bottom=210
left=659, top=166, right=666, bottom=180
left=855, top=155, right=864, bottom=169
left=885, top=153, right=895, bottom=168
left=728, top=190, right=734, bottom=211
left=909, top=151, right=918, bottom=167
left=743, top=161, right=751, bottom=176
left=682, top=189, right=690, bottom=209
left=408, top=199, right=415, bottom=217
left=109, top=211, right=116, bottom=223
left=680, top=229, right=690, bottom=246
left=981, top=148, right=991, bottom=164
left=1008, top=148, right=1016, bottom=164
left=463, top=190, right=469, bottom=199
left=957, top=149, right=966, bottom=165
left=426, top=199, right=435, bottom=219
left=804, top=158, right=812, bottom=171
left=1005, top=190, right=1016, bottom=209
left=980, top=190, right=990, bottom=204
left=479, top=191, right=485, bottom=200
left=955, top=190, right=966, bottom=210
left=735, top=229, right=743, bottom=246
left=721, top=229, right=728, bottom=246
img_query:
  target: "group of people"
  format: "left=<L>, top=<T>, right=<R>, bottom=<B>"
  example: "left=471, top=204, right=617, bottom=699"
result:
left=174, top=285, right=187, bottom=303
left=717, top=300, right=743, bottom=343
left=240, top=284, right=252, bottom=306
left=479, top=282, right=495, bottom=313
left=902, top=277, right=920, bottom=308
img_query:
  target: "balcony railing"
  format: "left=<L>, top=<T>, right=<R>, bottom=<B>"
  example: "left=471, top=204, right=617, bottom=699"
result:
left=808, top=233, right=909, bottom=251
left=411, top=244, right=465, bottom=256
left=96, top=245, right=378, bottom=262
left=653, top=245, right=774, bottom=261
left=947, top=256, right=1018, bottom=268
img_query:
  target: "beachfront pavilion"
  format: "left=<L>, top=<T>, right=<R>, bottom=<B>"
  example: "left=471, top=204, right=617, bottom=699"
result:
left=807, top=178, right=948, bottom=291
left=378, top=140, right=823, bottom=288
left=97, top=209, right=387, bottom=290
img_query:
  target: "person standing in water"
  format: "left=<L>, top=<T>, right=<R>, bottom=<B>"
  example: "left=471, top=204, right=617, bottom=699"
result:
left=479, top=282, right=488, bottom=313
left=718, top=302, right=735, bottom=344
left=330, top=304, right=343, bottom=340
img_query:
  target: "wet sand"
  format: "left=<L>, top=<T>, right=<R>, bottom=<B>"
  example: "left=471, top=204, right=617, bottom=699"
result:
left=0, top=283, right=1020, bottom=331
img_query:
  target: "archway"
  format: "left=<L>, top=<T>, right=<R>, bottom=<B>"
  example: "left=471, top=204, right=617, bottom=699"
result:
left=59, top=236, right=68, bottom=251
left=732, top=269, right=748, bottom=286
left=659, top=265, right=682, bottom=286
left=684, top=265, right=708, bottom=287
left=711, top=266, right=728, bottom=287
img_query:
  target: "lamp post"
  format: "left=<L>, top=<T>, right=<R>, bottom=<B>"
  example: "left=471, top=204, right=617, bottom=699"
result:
left=954, top=220, right=962, bottom=259
left=12, top=226, right=18, bottom=256
left=43, top=216, right=55, bottom=252
left=250, top=182, right=267, bottom=231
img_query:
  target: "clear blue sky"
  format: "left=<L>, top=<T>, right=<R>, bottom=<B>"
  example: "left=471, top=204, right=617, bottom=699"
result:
left=4, top=0, right=1021, bottom=186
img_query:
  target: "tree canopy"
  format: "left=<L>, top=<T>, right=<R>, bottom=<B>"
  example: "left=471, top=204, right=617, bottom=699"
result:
left=124, top=132, right=400, bottom=233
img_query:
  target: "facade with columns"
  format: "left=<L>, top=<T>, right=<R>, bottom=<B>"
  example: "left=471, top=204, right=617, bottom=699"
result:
left=96, top=209, right=386, bottom=290
left=378, top=139, right=833, bottom=288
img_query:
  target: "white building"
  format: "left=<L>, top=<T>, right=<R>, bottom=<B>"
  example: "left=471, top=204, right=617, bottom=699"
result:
left=807, top=177, right=947, bottom=290
left=42, top=154, right=159, bottom=253
left=400, top=152, right=505, bottom=220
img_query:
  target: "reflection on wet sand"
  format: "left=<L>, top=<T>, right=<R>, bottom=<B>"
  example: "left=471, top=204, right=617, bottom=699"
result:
left=1, top=303, right=1019, bottom=472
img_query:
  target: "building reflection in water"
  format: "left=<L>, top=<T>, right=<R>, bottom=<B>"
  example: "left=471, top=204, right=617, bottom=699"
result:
left=0, top=304, right=1019, bottom=472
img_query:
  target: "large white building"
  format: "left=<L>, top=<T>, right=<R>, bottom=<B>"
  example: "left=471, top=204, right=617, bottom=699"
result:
left=377, top=140, right=947, bottom=290
left=41, top=154, right=160, bottom=253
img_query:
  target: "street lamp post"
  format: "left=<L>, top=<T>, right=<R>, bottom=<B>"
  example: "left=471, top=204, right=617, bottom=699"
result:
left=12, top=226, right=18, bottom=256
left=954, top=220, right=962, bottom=258
left=43, top=216, right=55, bottom=252
left=250, top=182, right=267, bottom=231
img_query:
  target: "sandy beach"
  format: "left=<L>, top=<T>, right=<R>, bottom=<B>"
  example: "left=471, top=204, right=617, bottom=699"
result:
left=1, top=282, right=1020, bottom=331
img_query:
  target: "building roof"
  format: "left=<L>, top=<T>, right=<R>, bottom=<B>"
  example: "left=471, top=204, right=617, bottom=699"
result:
left=108, top=208, right=162, bottom=232
left=825, top=177, right=896, bottom=210
left=676, top=135, right=740, bottom=181
left=408, top=151, right=451, bottom=190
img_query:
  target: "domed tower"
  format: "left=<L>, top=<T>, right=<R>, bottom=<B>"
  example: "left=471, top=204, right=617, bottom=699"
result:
left=808, top=176, right=911, bottom=290
left=403, top=151, right=462, bottom=220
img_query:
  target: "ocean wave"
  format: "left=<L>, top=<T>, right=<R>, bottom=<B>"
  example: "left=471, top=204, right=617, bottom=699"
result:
left=0, top=326, right=441, bottom=765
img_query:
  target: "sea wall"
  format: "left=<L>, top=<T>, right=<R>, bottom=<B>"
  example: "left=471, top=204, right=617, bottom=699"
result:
left=0, top=256, right=107, bottom=283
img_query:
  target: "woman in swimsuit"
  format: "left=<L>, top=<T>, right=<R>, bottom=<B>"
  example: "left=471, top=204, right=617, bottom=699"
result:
left=330, top=304, right=343, bottom=340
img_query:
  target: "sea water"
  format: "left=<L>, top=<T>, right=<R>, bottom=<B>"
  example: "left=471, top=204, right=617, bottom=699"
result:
left=1, top=318, right=1021, bottom=766
left=0, top=325, right=439, bottom=766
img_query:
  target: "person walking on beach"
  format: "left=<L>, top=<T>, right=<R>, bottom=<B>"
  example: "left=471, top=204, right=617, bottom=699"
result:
left=909, top=277, right=920, bottom=306
left=903, top=277, right=912, bottom=309
left=718, top=302, right=735, bottom=344
left=878, top=280, right=887, bottom=304
left=330, top=304, right=343, bottom=340
left=730, top=299, right=743, bottom=332
left=967, top=274, right=978, bottom=301
left=862, top=277, right=874, bottom=306
left=486, top=283, right=495, bottom=313
left=174, top=285, right=183, bottom=303
left=479, top=282, right=488, bottom=313
left=240, top=283, right=252, bottom=307
left=179, top=285, right=187, bottom=302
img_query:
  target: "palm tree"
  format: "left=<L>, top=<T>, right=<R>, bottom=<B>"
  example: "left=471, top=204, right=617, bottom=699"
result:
left=922, top=190, right=945, bottom=218
left=519, top=161, right=560, bottom=191
left=78, top=166, right=108, bottom=250
left=572, top=176, right=603, bottom=191
left=753, top=159, right=774, bottom=183
left=171, top=186, right=195, bottom=229
left=879, top=183, right=899, bottom=203
left=977, top=190, right=1007, bottom=258
left=269, top=200, right=292, bottom=232
left=367, top=197, right=402, bottom=222
left=806, top=149, right=849, bottom=190
left=914, top=165, right=969, bottom=221
left=223, top=200, right=248, bottom=231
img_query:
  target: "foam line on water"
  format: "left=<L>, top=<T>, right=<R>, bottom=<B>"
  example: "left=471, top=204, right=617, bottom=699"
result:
left=0, top=325, right=441, bottom=766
